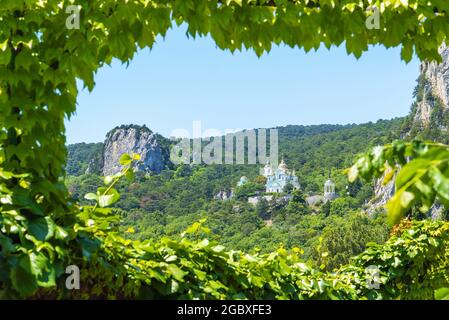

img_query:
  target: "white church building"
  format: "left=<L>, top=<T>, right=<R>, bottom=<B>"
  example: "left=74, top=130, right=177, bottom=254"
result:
left=263, top=159, right=300, bottom=193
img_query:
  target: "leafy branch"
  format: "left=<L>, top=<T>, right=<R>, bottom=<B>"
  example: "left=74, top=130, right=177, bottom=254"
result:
left=347, top=140, right=449, bottom=224
left=84, top=153, right=140, bottom=210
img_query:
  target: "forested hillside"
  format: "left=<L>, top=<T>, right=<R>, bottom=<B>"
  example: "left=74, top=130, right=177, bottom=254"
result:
left=65, top=118, right=404, bottom=269
left=68, top=119, right=404, bottom=191
left=67, top=143, right=103, bottom=176
left=278, top=119, right=404, bottom=192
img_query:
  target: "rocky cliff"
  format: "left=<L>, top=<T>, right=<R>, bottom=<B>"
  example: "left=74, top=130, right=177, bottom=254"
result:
left=368, top=44, right=449, bottom=214
left=412, top=45, right=449, bottom=127
left=367, top=177, right=396, bottom=215
left=102, top=125, right=167, bottom=176
left=400, top=44, right=449, bottom=142
left=66, top=125, right=172, bottom=176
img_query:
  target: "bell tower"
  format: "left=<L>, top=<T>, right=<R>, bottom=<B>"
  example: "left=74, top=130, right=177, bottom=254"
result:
left=263, top=159, right=273, bottom=177
left=324, top=169, right=336, bottom=201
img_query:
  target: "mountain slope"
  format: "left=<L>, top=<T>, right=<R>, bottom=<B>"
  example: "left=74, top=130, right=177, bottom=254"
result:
left=66, top=142, right=103, bottom=176
left=277, top=119, right=403, bottom=193
left=66, top=118, right=404, bottom=214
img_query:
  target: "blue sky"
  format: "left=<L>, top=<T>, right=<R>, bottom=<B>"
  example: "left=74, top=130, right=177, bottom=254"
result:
left=66, top=25, right=420, bottom=144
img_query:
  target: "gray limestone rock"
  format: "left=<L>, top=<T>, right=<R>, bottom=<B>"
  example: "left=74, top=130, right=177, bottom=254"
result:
left=102, top=125, right=165, bottom=176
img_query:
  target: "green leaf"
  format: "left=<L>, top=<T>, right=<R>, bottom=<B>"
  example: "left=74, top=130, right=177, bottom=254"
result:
left=0, top=39, right=8, bottom=51
left=15, top=50, right=33, bottom=71
left=429, top=167, right=449, bottom=201
left=104, top=175, right=114, bottom=185
left=401, top=41, right=414, bottom=63
left=119, top=154, right=132, bottom=166
left=166, top=264, right=187, bottom=281
left=196, top=239, right=209, bottom=248
left=395, top=159, right=429, bottom=190
left=10, top=265, right=37, bottom=297
left=54, top=226, right=69, bottom=240
left=0, top=46, right=11, bottom=65
left=125, top=169, right=135, bottom=181
left=415, top=179, right=433, bottom=198
left=0, top=234, right=15, bottom=253
left=36, top=265, right=56, bottom=288
left=435, top=287, right=449, bottom=300
left=28, top=217, right=55, bottom=241
left=165, top=255, right=177, bottom=262
left=386, top=190, right=413, bottom=225
left=382, top=168, right=395, bottom=185
left=84, top=193, right=98, bottom=201
left=212, top=245, right=226, bottom=253
left=28, top=252, right=49, bottom=277
left=347, top=165, right=359, bottom=182
left=12, top=191, right=44, bottom=216
left=399, top=191, right=415, bottom=208
left=183, top=222, right=201, bottom=235
left=98, top=188, right=120, bottom=208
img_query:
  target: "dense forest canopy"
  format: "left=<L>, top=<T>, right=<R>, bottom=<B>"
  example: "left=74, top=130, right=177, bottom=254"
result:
left=65, top=120, right=400, bottom=265
left=1, top=0, right=449, bottom=300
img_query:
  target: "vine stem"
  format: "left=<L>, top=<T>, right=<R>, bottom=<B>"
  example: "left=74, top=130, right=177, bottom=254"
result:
left=92, top=165, right=131, bottom=212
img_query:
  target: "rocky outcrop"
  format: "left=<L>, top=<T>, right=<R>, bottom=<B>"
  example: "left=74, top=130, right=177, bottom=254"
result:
left=413, top=45, right=449, bottom=126
left=403, top=44, right=449, bottom=138
left=368, top=44, right=449, bottom=213
left=102, top=125, right=166, bottom=176
left=366, top=176, right=396, bottom=214
left=214, top=190, right=234, bottom=201
left=85, top=157, right=103, bottom=175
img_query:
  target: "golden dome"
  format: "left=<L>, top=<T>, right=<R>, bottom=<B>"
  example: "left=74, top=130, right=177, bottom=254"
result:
left=278, top=159, right=288, bottom=170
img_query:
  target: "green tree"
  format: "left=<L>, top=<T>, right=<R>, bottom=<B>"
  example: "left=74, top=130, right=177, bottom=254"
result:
left=313, top=213, right=389, bottom=271
left=291, top=189, right=306, bottom=205
left=321, top=201, right=331, bottom=217
left=283, top=182, right=294, bottom=194
left=234, top=182, right=264, bottom=200
left=329, top=197, right=356, bottom=216
left=255, top=197, right=270, bottom=220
